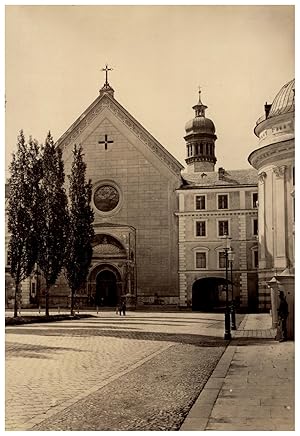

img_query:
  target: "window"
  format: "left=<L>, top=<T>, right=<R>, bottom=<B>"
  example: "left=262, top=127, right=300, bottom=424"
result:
left=252, top=192, right=258, bottom=208
left=253, top=219, right=258, bottom=236
left=195, top=252, right=207, bottom=269
left=196, top=221, right=206, bottom=237
left=218, top=194, right=228, bottom=209
left=195, top=195, right=206, bottom=210
left=253, top=250, right=259, bottom=268
left=218, top=220, right=229, bottom=237
left=218, top=251, right=227, bottom=269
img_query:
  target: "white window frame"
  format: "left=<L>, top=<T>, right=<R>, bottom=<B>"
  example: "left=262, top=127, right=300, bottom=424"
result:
left=195, top=219, right=207, bottom=238
left=194, top=194, right=207, bottom=211
left=217, top=219, right=230, bottom=238
left=194, top=249, right=209, bottom=270
left=217, top=193, right=229, bottom=210
left=252, top=192, right=258, bottom=208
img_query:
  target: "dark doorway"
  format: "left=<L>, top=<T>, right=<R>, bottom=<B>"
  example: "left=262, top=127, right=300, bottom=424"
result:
left=192, top=277, right=230, bottom=311
left=96, top=270, right=118, bottom=307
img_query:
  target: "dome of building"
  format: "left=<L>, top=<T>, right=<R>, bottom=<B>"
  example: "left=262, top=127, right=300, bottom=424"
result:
left=185, top=116, right=216, bottom=135
left=185, top=90, right=216, bottom=135
left=268, top=78, right=295, bottom=118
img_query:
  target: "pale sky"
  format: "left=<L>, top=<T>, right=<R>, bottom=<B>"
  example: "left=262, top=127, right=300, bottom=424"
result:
left=5, top=5, right=295, bottom=174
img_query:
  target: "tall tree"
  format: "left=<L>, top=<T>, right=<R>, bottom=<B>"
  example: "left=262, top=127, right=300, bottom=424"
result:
left=37, top=132, right=68, bottom=316
left=7, top=131, right=41, bottom=317
left=65, top=145, right=94, bottom=315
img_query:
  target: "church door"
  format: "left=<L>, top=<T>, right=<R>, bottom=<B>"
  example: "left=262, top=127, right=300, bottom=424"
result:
left=96, top=270, right=118, bottom=307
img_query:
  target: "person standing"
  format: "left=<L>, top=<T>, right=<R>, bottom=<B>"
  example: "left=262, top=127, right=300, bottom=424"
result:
left=277, top=290, right=289, bottom=342
left=121, top=299, right=126, bottom=316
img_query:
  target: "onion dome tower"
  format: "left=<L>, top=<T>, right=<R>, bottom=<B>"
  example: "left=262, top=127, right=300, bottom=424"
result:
left=184, top=90, right=217, bottom=173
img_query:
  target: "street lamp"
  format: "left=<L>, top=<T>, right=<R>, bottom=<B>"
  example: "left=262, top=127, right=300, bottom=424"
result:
left=223, top=234, right=231, bottom=340
left=228, top=249, right=236, bottom=330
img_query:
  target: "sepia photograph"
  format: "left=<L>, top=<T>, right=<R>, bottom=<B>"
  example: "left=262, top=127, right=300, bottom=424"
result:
left=4, top=3, right=295, bottom=431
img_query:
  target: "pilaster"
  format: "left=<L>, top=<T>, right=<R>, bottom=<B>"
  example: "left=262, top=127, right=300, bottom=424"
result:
left=238, top=214, right=248, bottom=307
left=178, top=216, right=187, bottom=306
left=273, top=165, right=287, bottom=269
left=258, top=171, right=267, bottom=269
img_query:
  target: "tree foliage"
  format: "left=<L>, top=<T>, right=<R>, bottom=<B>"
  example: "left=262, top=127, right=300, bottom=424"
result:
left=7, top=131, right=41, bottom=317
left=37, top=132, right=68, bottom=316
left=65, top=145, right=94, bottom=315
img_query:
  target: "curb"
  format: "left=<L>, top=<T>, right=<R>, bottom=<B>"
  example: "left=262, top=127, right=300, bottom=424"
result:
left=180, top=314, right=250, bottom=431
left=180, top=344, right=237, bottom=431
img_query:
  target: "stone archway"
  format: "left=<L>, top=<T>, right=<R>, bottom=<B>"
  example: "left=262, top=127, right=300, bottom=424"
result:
left=88, top=263, right=122, bottom=307
left=192, top=277, right=231, bottom=311
left=96, top=269, right=118, bottom=307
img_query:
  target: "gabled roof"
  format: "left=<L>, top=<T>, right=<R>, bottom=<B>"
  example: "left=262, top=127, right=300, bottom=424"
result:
left=180, top=168, right=258, bottom=189
left=56, top=91, right=184, bottom=176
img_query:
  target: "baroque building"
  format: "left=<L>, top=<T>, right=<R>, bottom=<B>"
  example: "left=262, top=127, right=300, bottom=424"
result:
left=248, top=78, right=295, bottom=336
left=176, top=92, right=258, bottom=311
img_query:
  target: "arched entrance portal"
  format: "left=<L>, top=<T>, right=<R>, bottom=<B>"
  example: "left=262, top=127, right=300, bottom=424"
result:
left=96, top=269, right=118, bottom=307
left=192, top=277, right=231, bottom=311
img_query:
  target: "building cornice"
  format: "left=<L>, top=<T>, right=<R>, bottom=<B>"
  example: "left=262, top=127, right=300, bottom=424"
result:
left=175, top=209, right=258, bottom=217
left=177, top=184, right=257, bottom=192
left=248, top=139, right=294, bottom=170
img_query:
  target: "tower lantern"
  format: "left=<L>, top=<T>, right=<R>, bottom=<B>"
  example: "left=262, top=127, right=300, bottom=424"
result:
left=184, top=89, right=217, bottom=173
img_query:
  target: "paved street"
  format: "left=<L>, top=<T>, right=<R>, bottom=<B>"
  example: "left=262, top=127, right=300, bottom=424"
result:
left=181, top=314, right=295, bottom=431
left=5, top=311, right=232, bottom=431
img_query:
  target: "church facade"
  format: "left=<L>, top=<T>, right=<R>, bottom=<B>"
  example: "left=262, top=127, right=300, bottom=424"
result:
left=55, top=80, right=183, bottom=308
left=5, top=77, right=183, bottom=309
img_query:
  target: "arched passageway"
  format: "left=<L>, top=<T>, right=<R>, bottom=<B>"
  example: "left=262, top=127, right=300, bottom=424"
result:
left=192, top=277, right=231, bottom=311
left=96, top=269, right=118, bottom=307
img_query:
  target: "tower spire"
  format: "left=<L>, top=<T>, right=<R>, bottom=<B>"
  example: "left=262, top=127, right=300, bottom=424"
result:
left=193, top=87, right=207, bottom=117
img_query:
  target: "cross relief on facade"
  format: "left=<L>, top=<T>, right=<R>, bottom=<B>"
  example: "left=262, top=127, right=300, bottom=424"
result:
left=98, top=134, right=114, bottom=150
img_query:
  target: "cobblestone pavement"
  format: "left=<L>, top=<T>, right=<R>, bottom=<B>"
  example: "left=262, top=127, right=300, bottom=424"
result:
left=6, top=311, right=241, bottom=431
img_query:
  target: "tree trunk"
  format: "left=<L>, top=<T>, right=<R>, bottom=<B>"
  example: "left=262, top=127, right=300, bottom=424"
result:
left=45, top=286, right=49, bottom=317
left=14, top=282, right=19, bottom=318
left=70, top=288, right=75, bottom=316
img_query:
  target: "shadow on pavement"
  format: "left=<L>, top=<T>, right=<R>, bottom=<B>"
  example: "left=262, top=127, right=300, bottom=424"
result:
left=5, top=342, right=83, bottom=360
left=6, top=326, right=228, bottom=348
left=230, top=337, right=276, bottom=346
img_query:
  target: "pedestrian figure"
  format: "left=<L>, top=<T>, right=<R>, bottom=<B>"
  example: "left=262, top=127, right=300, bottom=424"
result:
left=122, top=299, right=126, bottom=316
left=277, top=290, right=288, bottom=342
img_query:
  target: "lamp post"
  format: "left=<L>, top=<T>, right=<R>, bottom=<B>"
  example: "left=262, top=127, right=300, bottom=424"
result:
left=228, top=249, right=236, bottom=330
left=223, top=235, right=231, bottom=340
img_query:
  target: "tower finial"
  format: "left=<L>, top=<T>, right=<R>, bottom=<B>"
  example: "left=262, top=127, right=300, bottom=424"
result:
left=193, top=86, right=207, bottom=117
left=102, top=64, right=113, bottom=85
left=197, top=86, right=204, bottom=105
left=99, top=64, right=115, bottom=97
